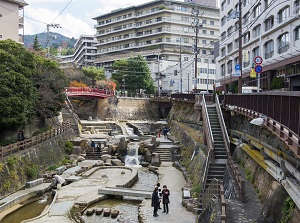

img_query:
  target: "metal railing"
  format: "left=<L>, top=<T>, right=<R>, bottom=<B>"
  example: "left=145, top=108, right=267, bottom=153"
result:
left=0, top=122, right=72, bottom=159
left=216, top=95, right=230, bottom=152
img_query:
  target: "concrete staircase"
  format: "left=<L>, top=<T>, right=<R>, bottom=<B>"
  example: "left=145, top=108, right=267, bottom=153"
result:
left=199, top=105, right=228, bottom=215
left=154, top=141, right=173, bottom=162
left=85, top=148, right=102, bottom=160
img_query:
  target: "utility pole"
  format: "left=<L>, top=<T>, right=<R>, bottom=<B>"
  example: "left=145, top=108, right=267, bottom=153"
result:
left=46, top=23, right=61, bottom=58
left=238, top=0, right=243, bottom=93
left=192, top=9, right=202, bottom=93
left=157, top=53, right=161, bottom=97
left=207, top=55, right=209, bottom=92
left=179, top=38, right=182, bottom=93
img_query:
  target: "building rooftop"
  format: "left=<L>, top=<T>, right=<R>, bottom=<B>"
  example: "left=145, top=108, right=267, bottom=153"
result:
left=6, top=0, right=28, bottom=7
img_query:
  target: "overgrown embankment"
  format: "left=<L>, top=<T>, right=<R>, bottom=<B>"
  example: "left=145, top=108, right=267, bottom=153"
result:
left=168, top=101, right=206, bottom=197
left=0, top=130, right=74, bottom=198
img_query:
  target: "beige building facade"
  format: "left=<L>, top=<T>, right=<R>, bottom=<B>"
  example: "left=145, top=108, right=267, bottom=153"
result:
left=0, top=0, right=28, bottom=43
left=93, top=0, right=219, bottom=93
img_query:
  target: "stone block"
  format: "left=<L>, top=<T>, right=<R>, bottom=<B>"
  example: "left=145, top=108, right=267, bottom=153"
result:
left=183, top=188, right=191, bottom=199
left=55, top=166, right=66, bottom=175
left=86, top=208, right=95, bottom=216
left=111, top=210, right=119, bottom=218
left=95, top=208, right=103, bottom=215
left=25, top=178, right=44, bottom=188
left=103, top=208, right=111, bottom=217
left=111, top=159, right=123, bottom=166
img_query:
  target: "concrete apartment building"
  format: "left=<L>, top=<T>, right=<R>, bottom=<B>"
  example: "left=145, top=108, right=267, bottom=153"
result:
left=0, top=0, right=28, bottom=43
left=58, top=35, right=97, bottom=68
left=93, top=0, right=219, bottom=93
left=215, top=0, right=300, bottom=92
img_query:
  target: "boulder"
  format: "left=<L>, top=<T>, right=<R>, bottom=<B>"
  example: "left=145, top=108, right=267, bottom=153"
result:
left=101, top=154, right=112, bottom=161
left=105, top=159, right=112, bottom=166
left=151, top=153, right=161, bottom=167
left=111, top=159, right=123, bottom=166
left=111, top=210, right=119, bottom=218
left=144, top=150, right=152, bottom=163
left=118, top=137, right=128, bottom=157
left=77, top=156, right=85, bottom=162
left=93, top=160, right=105, bottom=167
left=140, top=162, right=150, bottom=167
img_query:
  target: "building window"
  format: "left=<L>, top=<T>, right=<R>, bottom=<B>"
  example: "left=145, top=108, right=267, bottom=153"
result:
left=184, top=57, right=189, bottom=61
left=227, top=9, right=233, bottom=19
left=166, top=38, right=171, bottom=42
left=295, top=26, right=300, bottom=41
left=183, top=27, right=189, bottom=33
left=253, top=24, right=261, bottom=38
left=243, top=12, right=250, bottom=24
left=264, top=40, right=274, bottom=59
left=202, top=50, right=207, bottom=54
left=227, top=43, right=233, bottom=53
left=221, top=64, right=225, bottom=76
left=221, top=17, right=226, bottom=26
left=210, top=31, right=214, bottom=35
left=202, top=19, right=207, bottom=24
left=203, top=30, right=207, bottom=34
left=221, top=32, right=226, bottom=41
left=278, top=6, right=290, bottom=24
left=253, top=4, right=261, bottom=18
left=264, top=0, right=275, bottom=9
left=252, top=46, right=260, bottom=58
left=221, top=1, right=226, bottom=11
left=227, top=60, right=233, bottom=74
left=243, top=31, right=250, bottom=44
left=243, top=0, right=250, bottom=7
left=210, top=20, right=214, bottom=25
left=234, top=21, right=239, bottom=31
left=296, top=0, right=300, bottom=7
left=234, top=39, right=239, bottom=49
left=183, top=37, right=189, bottom=43
left=202, top=40, right=207, bottom=44
left=264, top=16, right=274, bottom=31
left=181, top=16, right=189, bottom=22
left=278, top=32, right=290, bottom=54
left=221, top=47, right=226, bottom=57
left=227, top=26, right=233, bottom=37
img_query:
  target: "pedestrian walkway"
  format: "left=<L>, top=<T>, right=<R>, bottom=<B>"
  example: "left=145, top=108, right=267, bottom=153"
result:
left=139, top=161, right=197, bottom=223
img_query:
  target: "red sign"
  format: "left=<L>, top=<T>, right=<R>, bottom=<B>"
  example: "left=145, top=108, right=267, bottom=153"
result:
left=254, top=56, right=263, bottom=64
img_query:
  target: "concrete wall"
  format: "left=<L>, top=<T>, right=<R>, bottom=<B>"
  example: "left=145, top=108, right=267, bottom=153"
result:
left=0, top=129, right=74, bottom=199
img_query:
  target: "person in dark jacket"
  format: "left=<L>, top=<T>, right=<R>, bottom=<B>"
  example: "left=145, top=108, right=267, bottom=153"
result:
left=162, top=185, right=170, bottom=213
left=151, top=187, right=159, bottom=217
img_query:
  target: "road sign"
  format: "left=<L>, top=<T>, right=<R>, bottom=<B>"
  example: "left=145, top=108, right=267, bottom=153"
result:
left=255, top=65, right=263, bottom=73
left=254, top=56, right=263, bottom=64
left=235, top=70, right=241, bottom=77
left=235, top=64, right=241, bottom=70
left=250, top=69, right=256, bottom=78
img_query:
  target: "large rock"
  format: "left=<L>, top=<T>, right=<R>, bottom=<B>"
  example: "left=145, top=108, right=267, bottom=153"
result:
left=101, top=154, right=112, bottom=161
left=77, top=156, right=85, bottom=162
left=93, top=160, right=105, bottom=167
left=118, top=137, right=128, bottom=157
left=111, top=159, right=123, bottom=166
left=144, top=150, right=152, bottom=163
left=151, top=153, right=161, bottom=167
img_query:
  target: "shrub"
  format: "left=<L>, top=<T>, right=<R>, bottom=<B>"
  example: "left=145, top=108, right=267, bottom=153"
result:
left=26, top=165, right=38, bottom=179
left=7, top=157, right=18, bottom=169
left=65, top=141, right=74, bottom=154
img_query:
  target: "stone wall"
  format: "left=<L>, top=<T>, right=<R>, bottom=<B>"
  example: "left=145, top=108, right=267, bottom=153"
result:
left=0, top=129, right=74, bottom=198
left=97, top=97, right=159, bottom=120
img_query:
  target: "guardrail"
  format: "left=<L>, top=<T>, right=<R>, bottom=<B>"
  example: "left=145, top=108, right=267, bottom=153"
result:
left=0, top=122, right=72, bottom=159
left=200, top=179, right=227, bottom=223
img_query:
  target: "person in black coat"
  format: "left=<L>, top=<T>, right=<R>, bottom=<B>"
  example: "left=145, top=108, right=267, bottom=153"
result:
left=151, top=187, right=159, bottom=217
left=162, top=185, right=170, bottom=213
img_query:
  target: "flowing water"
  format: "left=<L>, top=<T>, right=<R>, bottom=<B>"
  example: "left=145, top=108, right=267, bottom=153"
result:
left=125, top=142, right=142, bottom=166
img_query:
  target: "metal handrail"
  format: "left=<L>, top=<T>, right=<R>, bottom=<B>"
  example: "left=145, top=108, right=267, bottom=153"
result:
left=202, top=94, right=214, bottom=149
left=216, top=95, right=230, bottom=152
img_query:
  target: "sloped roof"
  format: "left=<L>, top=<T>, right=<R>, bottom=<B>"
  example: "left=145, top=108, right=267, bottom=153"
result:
left=6, top=0, right=28, bottom=7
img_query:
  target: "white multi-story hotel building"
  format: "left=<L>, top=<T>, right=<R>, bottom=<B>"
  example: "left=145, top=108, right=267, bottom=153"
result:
left=215, top=0, right=300, bottom=92
left=93, top=0, right=219, bottom=93
left=58, top=35, right=97, bottom=68
left=0, top=0, right=28, bottom=43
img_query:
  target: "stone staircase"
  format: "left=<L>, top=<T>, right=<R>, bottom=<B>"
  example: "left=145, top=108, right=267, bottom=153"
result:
left=154, top=141, right=173, bottom=162
left=85, top=148, right=102, bottom=160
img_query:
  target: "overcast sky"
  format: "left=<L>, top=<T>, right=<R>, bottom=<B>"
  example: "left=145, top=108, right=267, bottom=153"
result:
left=24, top=0, right=184, bottom=38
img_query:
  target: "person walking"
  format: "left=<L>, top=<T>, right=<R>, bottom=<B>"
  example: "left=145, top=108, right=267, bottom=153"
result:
left=162, top=185, right=170, bottom=213
left=91, top=140, right=96, bottom=154
left=163, top=127, right=168, bottom=139
left=151, top=187, right=160, bottom=217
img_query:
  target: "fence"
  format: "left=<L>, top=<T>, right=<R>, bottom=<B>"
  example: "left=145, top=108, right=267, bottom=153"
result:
left=0, top=122, right=72, bottom=159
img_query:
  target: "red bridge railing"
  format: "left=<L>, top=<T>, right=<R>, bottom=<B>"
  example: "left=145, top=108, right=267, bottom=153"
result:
left=65, top=87, right=114, bottom=98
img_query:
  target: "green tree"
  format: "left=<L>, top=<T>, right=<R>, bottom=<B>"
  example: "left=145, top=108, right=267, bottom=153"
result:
left=32, top=35, right=42, bottom=51
left=111, top=59, right=128, bottom=89
left=82, top=66, right=105, bottom=86
left=270, top=76, right=285, bottom=90
left=112, top=55, right=155, bottom=94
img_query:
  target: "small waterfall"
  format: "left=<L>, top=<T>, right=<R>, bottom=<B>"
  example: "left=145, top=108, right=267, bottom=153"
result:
left=125, top=142, right=142, bottom=166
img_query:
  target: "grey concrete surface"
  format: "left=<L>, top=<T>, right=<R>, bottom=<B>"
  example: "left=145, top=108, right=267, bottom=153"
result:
left=139, top=162, right=197, bottom=223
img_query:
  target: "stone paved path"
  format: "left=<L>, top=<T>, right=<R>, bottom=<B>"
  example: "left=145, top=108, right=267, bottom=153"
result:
left=140, top=162, right=197, bottom=223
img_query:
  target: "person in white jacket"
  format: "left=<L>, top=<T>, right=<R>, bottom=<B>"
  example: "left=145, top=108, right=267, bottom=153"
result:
left=52, top=174, right=65, bottom=189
